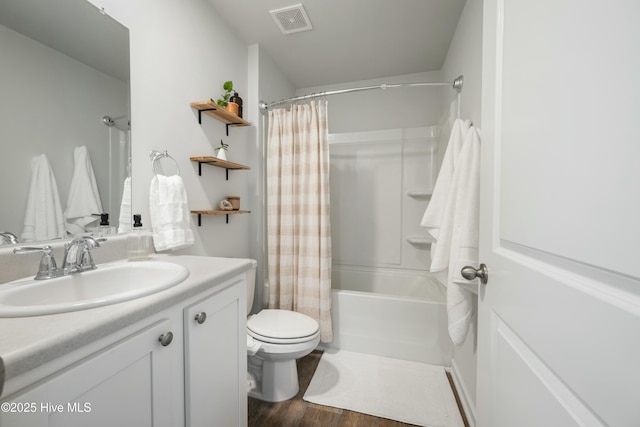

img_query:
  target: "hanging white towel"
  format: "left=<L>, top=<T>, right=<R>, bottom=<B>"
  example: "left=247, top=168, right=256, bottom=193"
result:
left=421, top=123, right=480, bottom=346
left=21, top=154, right=66, bottom=242
left=117, top=176, right=132, bottom=233
left=450, top=128, right=481, bottom=286
left=444, top=127, right=481, bottom=345
left=421, top=118, right=471, bottom=271
left=149, top=174, right=194, bottom=251
left=65, top=146, right=103, bottom=234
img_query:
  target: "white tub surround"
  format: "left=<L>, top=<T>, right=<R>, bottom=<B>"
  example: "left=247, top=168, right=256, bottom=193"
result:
left=328, top=126, right=452, bottom=365
left=329, top=266, right=453, bottom=365
left=0, top=255, right=253, bottom=427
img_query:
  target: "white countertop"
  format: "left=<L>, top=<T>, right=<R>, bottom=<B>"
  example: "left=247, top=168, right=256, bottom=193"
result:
left=0, top=255, right=254, bottom=398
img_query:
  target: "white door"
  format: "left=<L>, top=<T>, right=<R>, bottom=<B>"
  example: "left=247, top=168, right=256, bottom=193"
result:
left=476, top=1, right=640, bottom=426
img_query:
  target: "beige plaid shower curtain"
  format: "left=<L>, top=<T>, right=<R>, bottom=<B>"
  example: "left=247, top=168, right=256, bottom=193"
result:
left=266, top=100, right=332, bottom=342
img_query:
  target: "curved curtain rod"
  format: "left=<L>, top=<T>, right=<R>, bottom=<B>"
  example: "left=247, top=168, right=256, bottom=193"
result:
left=259, top=75, right=463, bottom=111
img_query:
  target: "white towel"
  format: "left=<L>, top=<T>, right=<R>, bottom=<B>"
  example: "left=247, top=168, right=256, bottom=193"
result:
left=450, top=128, right=481, bottom=286
left=444, top=127, right=480, bottom=345
left=421, top=123, right=480, bottom=346
left=65, top=146, right=103, bottom=233
left=149, top=174, right=194, bottom=251
left=21, top=154, right=66, bottom=242
left=117, top=177, right=132, bottom=233
left=421, top=118, right=471, bottom=269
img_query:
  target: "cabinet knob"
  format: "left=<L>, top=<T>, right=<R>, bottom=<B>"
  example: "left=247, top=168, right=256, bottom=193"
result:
left=158, top=331, right=174, bottom=347
left=195, top=312, right=207, bottom=324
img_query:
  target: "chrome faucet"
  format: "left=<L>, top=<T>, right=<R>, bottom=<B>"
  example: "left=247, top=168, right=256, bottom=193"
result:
left=0, top=232, right=18, bottom=245
left=14, top=237, right=103, bottom=280
left=62, top=236, right=102, bottom=273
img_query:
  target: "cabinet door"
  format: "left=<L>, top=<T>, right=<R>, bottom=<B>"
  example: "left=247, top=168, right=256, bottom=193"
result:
left=184, top=282, right=246, bottom=427
left=0, top=319, right=179, bottom=427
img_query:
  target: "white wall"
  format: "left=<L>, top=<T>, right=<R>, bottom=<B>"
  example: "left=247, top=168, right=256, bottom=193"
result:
left=439, top=0, right=484, bottom=423
left=87, top=0, right=252, bottom=258
left=0, top=23, right=127, bottom=236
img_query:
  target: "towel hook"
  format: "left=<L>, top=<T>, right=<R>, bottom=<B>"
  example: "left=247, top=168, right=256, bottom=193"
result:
left=149, top=150, right=180, bottom=176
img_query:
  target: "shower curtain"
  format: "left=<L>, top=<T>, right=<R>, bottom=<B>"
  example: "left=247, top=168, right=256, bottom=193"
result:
left=266, top=100, right=333, bottom=342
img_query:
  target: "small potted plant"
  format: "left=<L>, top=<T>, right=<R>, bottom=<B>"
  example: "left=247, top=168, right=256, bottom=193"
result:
left=211, top=81, right=239, bottom=116
left=214, top=139, right=229, bottom=161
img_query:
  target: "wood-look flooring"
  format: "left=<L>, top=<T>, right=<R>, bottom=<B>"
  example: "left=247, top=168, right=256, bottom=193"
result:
left=248, top=351, right=469, bottom=427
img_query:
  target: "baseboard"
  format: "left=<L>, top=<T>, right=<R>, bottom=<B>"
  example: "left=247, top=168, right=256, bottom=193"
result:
left=447, top=360, right=477, bottom=427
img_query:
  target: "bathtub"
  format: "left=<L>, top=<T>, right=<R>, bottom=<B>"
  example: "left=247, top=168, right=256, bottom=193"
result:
left=328, top=266, right=453, bottom=365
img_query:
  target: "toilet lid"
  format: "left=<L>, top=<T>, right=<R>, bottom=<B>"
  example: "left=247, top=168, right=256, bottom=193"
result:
left=247, top=309, right=319, bottom=342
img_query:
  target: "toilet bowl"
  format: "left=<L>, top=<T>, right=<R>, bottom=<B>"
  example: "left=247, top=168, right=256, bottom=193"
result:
left=245, top=262, right=320, bottom=402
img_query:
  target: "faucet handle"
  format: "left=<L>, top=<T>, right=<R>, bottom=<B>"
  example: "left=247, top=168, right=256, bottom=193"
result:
left=0, top=232, right=18, bottom=245
left=13, top=245, right=59, bottom=280
left=78, top=245, right=97, bottom=271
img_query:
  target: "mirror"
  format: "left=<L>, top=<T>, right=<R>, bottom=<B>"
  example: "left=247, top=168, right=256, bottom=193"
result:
left=0, top=0, right=130, bottom=243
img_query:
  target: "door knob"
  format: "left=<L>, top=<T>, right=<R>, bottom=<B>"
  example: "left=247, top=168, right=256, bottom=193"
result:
left=461, top=263, right=488, bottom=284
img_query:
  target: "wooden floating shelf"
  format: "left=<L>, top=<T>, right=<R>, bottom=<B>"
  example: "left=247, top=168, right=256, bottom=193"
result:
left=190, top=156, right=249, bottom=170
left=191, top=210, right=251, bottom=225
left=190, top=156, right=250, bottom=180
left=190, top=101, right=250, bottom=134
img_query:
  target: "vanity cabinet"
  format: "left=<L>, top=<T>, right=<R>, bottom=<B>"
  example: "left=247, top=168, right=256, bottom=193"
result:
left=184, top=282, right=246, bottom=427
left=0, top=319, right=179, bottom=427
left=0, top=270, right=247, bottom=427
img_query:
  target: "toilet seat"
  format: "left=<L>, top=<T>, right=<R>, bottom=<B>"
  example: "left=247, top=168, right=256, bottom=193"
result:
left=247, top=309, right=319, bottom=344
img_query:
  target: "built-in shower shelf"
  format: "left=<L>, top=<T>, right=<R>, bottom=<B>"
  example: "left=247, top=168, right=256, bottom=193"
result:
left=191, top=210, right=250, bottom=226
left=190, top=101, right=250, bottom=135
left=407, top=190, right=433, bottom=199
left=190, top=156, right=250, bottom=180
left=406, top=235, right=433, bottom=246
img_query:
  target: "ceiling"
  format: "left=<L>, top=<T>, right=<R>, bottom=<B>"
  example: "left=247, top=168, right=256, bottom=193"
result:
left=207, top=0, right=467, bottom=89
left=0, top=0, right=129, bottom=82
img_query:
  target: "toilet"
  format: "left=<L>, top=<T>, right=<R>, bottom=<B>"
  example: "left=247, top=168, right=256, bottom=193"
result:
left=245, top=262, right=320, bottom=402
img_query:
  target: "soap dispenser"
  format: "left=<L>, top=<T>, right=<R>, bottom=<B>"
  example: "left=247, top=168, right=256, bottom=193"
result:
left=91, top=213, right=116, bottom=236
left=127, top=214, right=152, bottom=261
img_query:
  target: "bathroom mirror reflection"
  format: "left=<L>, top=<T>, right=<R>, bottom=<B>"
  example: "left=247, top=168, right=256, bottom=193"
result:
left=0, top=0, right=131, bottom=244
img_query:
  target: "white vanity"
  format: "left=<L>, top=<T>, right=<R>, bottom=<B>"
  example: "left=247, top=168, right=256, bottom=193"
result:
left=0, top=255, right=251, bottom=427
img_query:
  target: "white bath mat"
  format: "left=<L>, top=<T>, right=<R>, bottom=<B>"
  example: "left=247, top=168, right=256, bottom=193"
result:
left=303, top=349, right=464, bottom=427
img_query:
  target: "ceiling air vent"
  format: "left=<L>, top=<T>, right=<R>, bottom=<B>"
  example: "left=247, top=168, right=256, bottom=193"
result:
left=270, top=4, right=313, bottom=35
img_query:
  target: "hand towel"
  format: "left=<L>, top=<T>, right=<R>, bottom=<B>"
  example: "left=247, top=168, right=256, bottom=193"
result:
left=149, top=174, right=194, bottom=251
left=21, top=154, right=66, bottom=242
left=117, top=176, right=132, bottom=233
left=65, top=146, right=103, bottom=233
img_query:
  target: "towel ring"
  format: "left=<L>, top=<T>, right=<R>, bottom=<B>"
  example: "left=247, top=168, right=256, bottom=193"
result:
left=150, top=150, right=180, bottom=176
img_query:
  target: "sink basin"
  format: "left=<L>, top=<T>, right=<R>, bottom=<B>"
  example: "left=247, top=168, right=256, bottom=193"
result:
left=0, top=261, right=190, bottom=317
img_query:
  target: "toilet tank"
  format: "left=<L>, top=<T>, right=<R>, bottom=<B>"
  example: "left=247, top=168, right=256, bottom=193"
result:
left=246, top=260, right=257, bottom=314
